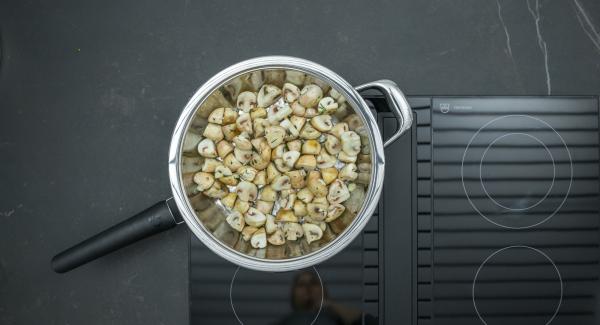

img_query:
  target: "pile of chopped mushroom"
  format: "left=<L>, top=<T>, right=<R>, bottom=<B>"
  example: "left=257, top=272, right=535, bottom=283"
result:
left=188, top=73, right=371, bottom=250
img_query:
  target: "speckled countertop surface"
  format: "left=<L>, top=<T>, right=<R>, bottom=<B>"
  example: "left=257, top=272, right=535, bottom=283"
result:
left=0, top=0, right=599, bottom=324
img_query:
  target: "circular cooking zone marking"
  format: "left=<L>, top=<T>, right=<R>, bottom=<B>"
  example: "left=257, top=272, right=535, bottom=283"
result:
left=480, top=133, right=556, bottom=211
left=461, top=115, right=573, bottom=229
left=472, top=246, right=563, bottom=325
left=229, top=266, right=324, bottom=325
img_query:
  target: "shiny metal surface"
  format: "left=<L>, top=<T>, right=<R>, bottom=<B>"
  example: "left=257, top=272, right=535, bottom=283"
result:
left=168, top=56, right=411, bottom=272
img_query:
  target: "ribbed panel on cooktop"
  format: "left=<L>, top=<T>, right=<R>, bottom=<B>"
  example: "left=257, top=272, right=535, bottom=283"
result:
left=425, top=97, right=600, bottom=325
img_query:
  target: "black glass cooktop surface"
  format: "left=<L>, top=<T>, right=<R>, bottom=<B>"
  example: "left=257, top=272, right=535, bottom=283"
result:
left=190, top=96, right=600, bottom=325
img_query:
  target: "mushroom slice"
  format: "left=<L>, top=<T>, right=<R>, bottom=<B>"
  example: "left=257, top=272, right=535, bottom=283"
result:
left=317, top=98, right=338, bottom=115
left=286, top=70, right=306, bottom=86
left=203, top=180, right=227, bottom=199
left=223, top=107, right=238, bottom=125
left=287, top=169, right=306, bottom=189
left=257, top=85, right=282, bottom=108
left=253, top=170, right=267, bottom=185
left=234, top=200, right=250, bottom=214
left=268, top=229, right=286, bottom=246
left=236, top=91, right=257, bottom=113
left=327, top=179, right=351, bottom=204
left=259, top=185, right=278, bottom=202
left=280, top=119, right=299, bottom=140
left=271, top=175, right=291, bottom=191
left=266, top=162, right=281, bottom=183
left=302, top=139, right=321, bottom=155
left=282, top=83, right=300, bottom=103
left=245, top=207, right=267, bottom=227
left=310, top=114, right=333, bottom=132
left=250, top=228, right=267, bottom=248
left=267, top=101, right=293, bottom=124
left=291, top=101, right=306, bottom=117
left=276, top=209, right=298, bottom=222
left=250, top=107, right=267, bottom=120
left=253, top=118, right=269, bottom=137
left=241, top=226, right=258, bottom=241
left=286, top=139, right=302, bottom=152
left=293, top=200, right=307, bottom=217
left=307, top=171, right=328, bottom=197
left=320, top=167, right=338, bottom=185
left=183, top=132, right=203, bottom=153
left=256, top=200, right=274, bottom=215
left=307, top=203, right=328, bottom=221
left=297, top=188, right=314, bottom=203
left=274, top=158, right=292, bottom=173
left=299, top=124, right=321, bottom=139
left=222, top=123, right=240, bottom=141
left=316, top=150, right=336, bottom=169
left=203, top=123, right=224, bottom=142
left=223, top=153, right=243, bottom=172
left=237, top=181, right=258, bottom=202
left=234, top=148, right=252, bottom=164
left=356, top=172, right=371, bottom=185
left=226, top=211, right=245, bottom=232
left=236, top=113, right=253, bottom=134
left=282, top=151, right=301, bottom=168
left=295, top=155, right=317, bottom=171
left=237, top=166, right=257, bottom=182
left=265, top=126, right=286, bottom=148
left=219, top=175, right=238, bottom=186
left=221, top=192, right=237, bottom=209
left=233, top=134, right=253, bottom=150
left=207, top=107, right=225, bottom=124
left=265, top=214, right=277, bottom=234
left=271, top=143, right=286, bottom=160
left=193, top=172, right=214, bottom=191
left=283, top=223, right=304, bottom=241
left=343, top=114, right=362, bottom=130
left=305, top=108, right=318, bottom=118
left=324, top=134, right=342, bottom=155
left=214, top=165, right=233, bottom=179
left=201, top=158, right=221, bottom=173
left=341, top=131, right=361, bottom=156
left=325, top=204, right=345, bottom=222
left=339, top=163, right=358, bottom=181
left=197, top=138, right=217, bottom=158
left=216, top=140, right=234, bottom=158
left=330, top=122, right=349, bottom=139
left=298, top=84, right=323, bottom=108
left=278, top=193, right=296, bottom=210
left=338, top=151, right=357, bottom=163
left=302, top=223, right=323, bottom=244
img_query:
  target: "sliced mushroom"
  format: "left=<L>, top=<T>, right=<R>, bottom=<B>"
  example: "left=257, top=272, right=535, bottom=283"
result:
left=223, top=153, right=243, bottom=172
left=310, top=114, right=333, bottom=132
left=203, top=180, right=228, bottom=199
left=356, top=172, right=371, bottom=185
left=265, top=125, right=286, bottom=148
left=214, top=165, right=233, bottom=179
left=237, top=181, right=258, bottom=202
left=302, top=223, right=323, bottom=244
left=307, top=202, right=328, bottom=221
left=216, top=140, right=234, bottom=158
left=234, top=148, right=252, bottom=164
left=182, top=132, right=203, bottom=154
left=202, top=123, right=224, bottom=142
left=256, top=200, right=274, bottom=215
left=298, top=84, right=323, bottom=108
left=334, top=102, right=349, bottom=120
left=223, top=107, right=238, bottom=124
left=343, top=114, right=362, bottom=130
left=278, top=192, right=296, bottom=210
left=357, top=154, right=371, bottom=164
left=293, top=200, right=307, bottom=217
left=197, top=138, right=217, bottom=158
left=295, top=155, right=317, bottom=171
left=321, top=167, right=338, bottom=185
left=287, top=169, right=306, bottom=189
left=264, top=70, right=286, bottom=87
left=324, top=134, right=342, bottom=155
left=220, top=175, right=238, bottom=186
left=233, top=134, right=253, bottom=150
left=301, top=140, right=321, bottom=155
left=221, top=192, right=237, bottom=209
left=274, top=158, right=292, bottom=173
left=316, top=150, right=336, bottom=168
left=341, top=131, right=361, bottom=156
left=234, top=199, right=250, bottom=214
left=201, top=158, right=221, bottom=173
left=208, top=107, right=225, bottom=124
left=280, top=119, right=299, bottom=140
left=250, top=228, right=267, bottom=248
left=250, top=107, right=267, bottom=120
left=299, top=123, right=321, bottom=139
left=338, top=151, right=357, bottom=163
left=325, top=203, right=345, bottom=222
left=253, top=170, right=267, bottom=185
left=339, top=163, right=358, bottom=181
left=283, top=223, right=304, bottom=241
left=259, top=185, right=278, bottom=202
left=286, top=139, right=302, bottom=152
left=253, top=118, right=269, bottom=137
left=266, top=163, right=281, bottom=183
left=271, top=143, right=286, bottom=160
left=290, top=116, right=306, bottom=133
left=330, top=122, right=349, bottom=139
left=236, top=113, right=253, bottom=134
left=297, top=188, right=314, bottom=203
left=305, top=107, right=318, bottom=118
left=257, top=84, right=282, bottom=108
left=222, top=123, right=240, bottom=141
left=291, top=101, right=306, bottom=116
left=267, top=104, right=293, bottom=125
left=329, top=88, right=343, bottom=102
left=226, top=211, right=245, bottom=232
left=282, top=83, right=300, bottom=103
left=238, top=166, right=258, bottom=182
left=267, top=229, right=285, bottom=246
left=265, top=214, right=277, bottom=234
left=307, top=171, right=328, bottom=197
left=193, top=172, right=214, bottom=191
left=327, top=179, right=350, bottom=204
left=317, top=97, right=338, bottom=115
left=271, top=175, right=291, bottom=191
left=181, top=156, right=203, bottom=173
left=282, top=150, right=301, bottom=168
left=276, top=209, right=298, bottom=222
left=245, top=207, right=266, bottom=227
left=285, top=70, right=306, bottom=86
left=241, top=226, right=258, bottom=241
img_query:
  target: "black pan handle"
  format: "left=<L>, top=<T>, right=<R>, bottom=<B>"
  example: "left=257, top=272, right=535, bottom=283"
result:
left=51, top=198, right=183, bottom=273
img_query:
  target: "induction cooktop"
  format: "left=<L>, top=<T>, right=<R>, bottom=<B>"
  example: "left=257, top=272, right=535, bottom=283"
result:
left=189, top=96, right=600, bottom=325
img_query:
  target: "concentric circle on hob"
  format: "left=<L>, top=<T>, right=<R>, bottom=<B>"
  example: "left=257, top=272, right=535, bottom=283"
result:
left=472, top=246, right=563, bottom=325
left=461, top=115, right=573, bottom=229
left=229, top=266, right=324, bottom=325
